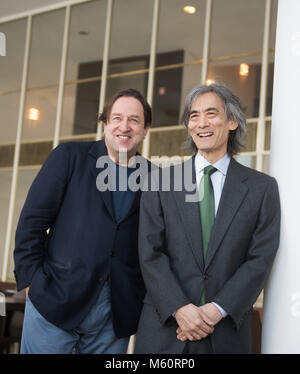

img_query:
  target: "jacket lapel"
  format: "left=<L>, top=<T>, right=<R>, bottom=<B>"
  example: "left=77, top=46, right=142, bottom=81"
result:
left=204, top=158, right=249, bottom=270
left=88, top=140, right=115, bottom=221
left=172, top=156, right=205, bottom=271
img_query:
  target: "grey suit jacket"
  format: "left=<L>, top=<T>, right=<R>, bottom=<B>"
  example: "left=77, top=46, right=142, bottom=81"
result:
left=135, top=157, right=280, bottom=354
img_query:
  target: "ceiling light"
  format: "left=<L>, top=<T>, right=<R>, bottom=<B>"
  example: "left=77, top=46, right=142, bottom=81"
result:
left=183, top=6, right=196, bottom=14
left=158, top=87, right=167, bottom=96
left=206, top=79, right=215, bottom=86
left=28, top=107, right=40, bottom=121
left=240, top=63, right=249, bottom=77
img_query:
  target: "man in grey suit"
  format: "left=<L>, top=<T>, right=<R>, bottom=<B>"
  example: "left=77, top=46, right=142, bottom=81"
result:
left=134, top=82, right=280, bottom=354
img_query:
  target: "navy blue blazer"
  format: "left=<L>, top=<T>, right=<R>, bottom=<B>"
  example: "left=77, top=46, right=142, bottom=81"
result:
left=14, top=140, right=147, bottom=337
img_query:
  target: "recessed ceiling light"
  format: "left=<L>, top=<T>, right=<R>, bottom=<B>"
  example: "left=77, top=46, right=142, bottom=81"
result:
left=206, top=79, right=215, bottom=86
left=183, top=6, right=196, bottom=14
left=158, top=87, right=167, bottom=96
left=28, top=107, right=40, bottom=121
left=240, top=63, right=249, bottom=77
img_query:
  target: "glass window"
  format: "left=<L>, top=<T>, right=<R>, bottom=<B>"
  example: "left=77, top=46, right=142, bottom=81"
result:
left=22, top=87, right=61, bottom=141
left=106, top=0, right=153, bottom=104
left=244, top=121, right=257, bottom=153
left=235, top=154, right=256, bottom=169
left=150, top=128, right=191, bottom=157
left=0, top=93, right=21, bottom=145
left=263, top=155, right=270, bottom=174
left=0, top=18, right=27, bottom=92
left=61, top=0, right=107, bottom=137
left=208, top=0, right=265, bottom=119
left=0, top=170, right=12, bottom=275
left=22, top=9, right=65, bottom=142
left=0, top=18, right=27, bottom=146
left=265, top=120, right=271, bottom=151
left=7, top=168, right=39, bottom=280
left=154, top=0, right=206, bottom=126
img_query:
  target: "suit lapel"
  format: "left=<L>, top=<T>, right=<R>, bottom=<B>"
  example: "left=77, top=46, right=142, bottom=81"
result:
left=204, top=158, right=249, bottom=270
left=172, top=156, right=205, bottom=271
left=117, top=157, right=151, bottom=223
left=88, top=140, right=115, bottom=221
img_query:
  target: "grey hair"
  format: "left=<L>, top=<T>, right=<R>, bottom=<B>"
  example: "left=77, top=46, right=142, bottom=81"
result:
left=182, top=82, right=246, bottom=156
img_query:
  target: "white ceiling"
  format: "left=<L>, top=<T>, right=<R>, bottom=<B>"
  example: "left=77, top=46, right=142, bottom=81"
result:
left=0, top=0, right=68, bottom=18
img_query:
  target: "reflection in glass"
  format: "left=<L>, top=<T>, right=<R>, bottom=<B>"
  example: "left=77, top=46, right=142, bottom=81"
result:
left=265, top=121, right=271, bottom=151
left=65, top=0, right=107, bottom=82
left=7, top=168, right=39, bottom=279
left=263, top=155, right=270, bottom=174
left=27, top=9, right=65, bottom=88
left=62, top=80, right=100, bottom=137
left=209, top=0, right=265, bottom=119
left=150, top=128, right=191, bottom=157
left=0, top=170, right=12, bottom=275
left=106, top=0, right=152, bottom=105
left=235, top=154, right=256, bottom=169
left=61, top=0, right=107, bottom=137
left=155, top=0, right=206, bottom=126
left=0, top=93, right=20, bottom=144
left=244, top=122, right=257, bottom=152
left=207, top=63, right=262, bottom=118
left=23, top=87, right=59, bottom=140
left=21, top=9, right=66, bottom=142
left=0, top=18, right=27, bottom=92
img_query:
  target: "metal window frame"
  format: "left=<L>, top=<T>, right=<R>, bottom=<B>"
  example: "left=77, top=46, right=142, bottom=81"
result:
left=1, top=0, right=274, bottom=286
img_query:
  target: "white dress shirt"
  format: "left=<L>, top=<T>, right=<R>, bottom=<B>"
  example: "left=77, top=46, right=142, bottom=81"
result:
left=195, top=152, right=230, bottom=318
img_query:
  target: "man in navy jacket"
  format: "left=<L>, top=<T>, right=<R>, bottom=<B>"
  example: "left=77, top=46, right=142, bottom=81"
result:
left=14, top=88, right=151, bottom=353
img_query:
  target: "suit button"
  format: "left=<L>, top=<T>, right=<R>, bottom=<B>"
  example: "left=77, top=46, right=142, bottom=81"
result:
left=204, top=274, right=209, bottom=280
left=111, top=251, right=115, bottom=257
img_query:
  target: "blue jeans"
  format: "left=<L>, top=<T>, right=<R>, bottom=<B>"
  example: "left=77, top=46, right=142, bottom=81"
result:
left=20, top=282, right=129, bottom=354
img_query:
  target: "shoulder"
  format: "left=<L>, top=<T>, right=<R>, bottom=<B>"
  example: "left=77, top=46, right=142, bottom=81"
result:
left=57, top=140, right=97, bottom=154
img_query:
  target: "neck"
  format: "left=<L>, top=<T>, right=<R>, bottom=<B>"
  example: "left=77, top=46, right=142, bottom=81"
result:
left=107, top=150, right=136, bottom=166
left=199, top=150, right=227, bottom=165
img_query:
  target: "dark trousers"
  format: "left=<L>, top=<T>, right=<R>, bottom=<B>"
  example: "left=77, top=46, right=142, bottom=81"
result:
left=183, top=336, right=214, bottom=354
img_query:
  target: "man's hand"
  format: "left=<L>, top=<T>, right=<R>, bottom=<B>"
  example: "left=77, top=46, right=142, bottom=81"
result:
left=25, top=286, right=30, bottom=298
left=200, top=303, right=223, bottom=325
left=174, top=303, right=214, bottom=342
left=176, top=303, right=223, bottom=342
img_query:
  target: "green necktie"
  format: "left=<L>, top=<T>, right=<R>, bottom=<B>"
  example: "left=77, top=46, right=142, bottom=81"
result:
left=199, top=165, right=217, bottom=304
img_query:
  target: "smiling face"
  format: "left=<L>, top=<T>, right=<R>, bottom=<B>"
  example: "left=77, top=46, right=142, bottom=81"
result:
left=103, top=96, right=150, bottom=164
left=188, top=92, right=238, bottom=164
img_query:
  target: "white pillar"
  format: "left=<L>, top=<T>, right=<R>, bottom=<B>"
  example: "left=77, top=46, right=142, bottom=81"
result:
left=261, top=0, right=300, bottom=354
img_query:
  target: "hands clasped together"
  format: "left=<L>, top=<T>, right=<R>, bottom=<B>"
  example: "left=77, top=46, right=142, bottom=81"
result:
left=174, top=303, right=222, bottom=342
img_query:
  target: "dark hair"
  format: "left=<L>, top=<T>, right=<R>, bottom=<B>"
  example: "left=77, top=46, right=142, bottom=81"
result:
left=98, top=88, right=152, bottom=128
left=182, top=82, right=246, bottom=156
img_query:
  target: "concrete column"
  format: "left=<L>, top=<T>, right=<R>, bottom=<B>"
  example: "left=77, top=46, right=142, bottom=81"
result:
left=261, top=0, right=300, bottom=353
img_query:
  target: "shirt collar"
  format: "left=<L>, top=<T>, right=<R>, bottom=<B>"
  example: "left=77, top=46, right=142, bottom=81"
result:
left=195, top=152, right=231, bottom=176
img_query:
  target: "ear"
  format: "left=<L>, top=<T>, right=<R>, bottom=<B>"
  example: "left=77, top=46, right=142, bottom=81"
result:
left=143, top=124, right=151, bottom=139
left=229, top=120, right=238, bottom=131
